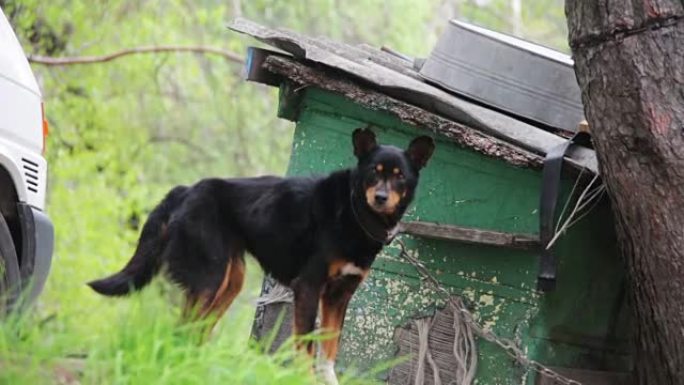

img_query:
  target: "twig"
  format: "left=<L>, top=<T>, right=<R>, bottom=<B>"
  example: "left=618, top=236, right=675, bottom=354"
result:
left=27, top=45, right=244, bottom=66
left=566, top=186, right=606, bottom=229
left=148, top=135, right=216, bottom=159
left=545, top=174, right=601, bottom=250
left=555, top=168, right=585, bottom=234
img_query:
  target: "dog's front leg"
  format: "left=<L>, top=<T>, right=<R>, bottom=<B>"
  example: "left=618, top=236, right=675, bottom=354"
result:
left=292, top=278, right=324, bottom=358
left=318, top=272, right=365, bottom=385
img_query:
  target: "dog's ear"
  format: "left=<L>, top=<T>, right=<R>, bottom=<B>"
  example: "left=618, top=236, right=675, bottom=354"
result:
left=352, top=128, right=378, bottom=158
left=406, top=136, right=435, bottom=169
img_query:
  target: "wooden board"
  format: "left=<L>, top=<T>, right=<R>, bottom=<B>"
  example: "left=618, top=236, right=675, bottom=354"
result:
left=401, top=221, right=539, bottom=249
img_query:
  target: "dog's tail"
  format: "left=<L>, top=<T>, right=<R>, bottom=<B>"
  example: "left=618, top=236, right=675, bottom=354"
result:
left=88, top=186, right=187, bottom=296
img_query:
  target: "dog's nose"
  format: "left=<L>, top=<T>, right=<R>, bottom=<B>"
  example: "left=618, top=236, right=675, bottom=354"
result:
left=374, top=191, right=388, bottom=205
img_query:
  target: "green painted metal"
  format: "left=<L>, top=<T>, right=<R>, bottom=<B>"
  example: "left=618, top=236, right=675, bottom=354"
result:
left=279, top=84, right=631, bottom=384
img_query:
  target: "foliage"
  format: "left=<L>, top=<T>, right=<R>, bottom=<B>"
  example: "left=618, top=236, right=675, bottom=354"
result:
left=457, top=0, right=568, bottom=51
left=0, top=0, right=568, bottom=384
left=1, top=286, right=310, bottom=385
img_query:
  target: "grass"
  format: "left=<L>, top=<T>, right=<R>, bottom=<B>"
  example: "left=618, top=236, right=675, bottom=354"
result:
left=0, top=258, right=382, bottom=385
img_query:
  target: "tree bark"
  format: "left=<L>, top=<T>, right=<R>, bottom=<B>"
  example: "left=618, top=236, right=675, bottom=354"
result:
left=565, top=1, right=684, bottom=384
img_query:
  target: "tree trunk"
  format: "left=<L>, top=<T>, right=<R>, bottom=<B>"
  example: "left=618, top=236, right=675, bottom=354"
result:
left=565, top=1, right=684, bottom=384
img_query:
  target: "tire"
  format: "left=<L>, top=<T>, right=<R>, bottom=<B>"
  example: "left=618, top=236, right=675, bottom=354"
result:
left=0, top=213, right=21, bottom=315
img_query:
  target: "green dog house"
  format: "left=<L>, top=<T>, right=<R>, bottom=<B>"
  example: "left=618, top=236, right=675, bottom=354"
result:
left=231, top=19, right=633, bottom=385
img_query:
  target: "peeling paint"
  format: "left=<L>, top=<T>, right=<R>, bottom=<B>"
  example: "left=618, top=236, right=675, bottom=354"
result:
left=278, top=89, right=628, bottom=384
left=479, top=294, right=495, bottom=307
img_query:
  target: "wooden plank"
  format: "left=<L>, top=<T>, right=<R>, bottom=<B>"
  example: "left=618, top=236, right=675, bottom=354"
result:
left=400, top=221, right=539, bottom=250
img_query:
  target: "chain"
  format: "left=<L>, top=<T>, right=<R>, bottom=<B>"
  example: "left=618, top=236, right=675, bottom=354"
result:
left=394, top=238, right=582, bottom=385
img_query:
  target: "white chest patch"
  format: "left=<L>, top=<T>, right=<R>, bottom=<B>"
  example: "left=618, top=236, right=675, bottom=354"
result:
left=340, top=263, right=365, bottom=277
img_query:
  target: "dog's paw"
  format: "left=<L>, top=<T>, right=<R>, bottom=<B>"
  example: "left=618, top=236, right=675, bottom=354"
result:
left=317, top=360, right=339, bottom=385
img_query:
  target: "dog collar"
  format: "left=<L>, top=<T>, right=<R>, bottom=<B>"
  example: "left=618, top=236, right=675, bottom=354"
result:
left=350, top=191, right=399, bottom=245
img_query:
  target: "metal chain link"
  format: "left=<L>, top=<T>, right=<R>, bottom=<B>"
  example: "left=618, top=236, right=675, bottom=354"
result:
left=394, top=238, right=582, bottom=385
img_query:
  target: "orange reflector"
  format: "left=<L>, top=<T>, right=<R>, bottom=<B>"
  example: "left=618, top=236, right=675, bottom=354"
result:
left=41, top=102, right=48, bottom=154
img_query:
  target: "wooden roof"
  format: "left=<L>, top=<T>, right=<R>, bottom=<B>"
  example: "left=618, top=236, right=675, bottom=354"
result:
left=229, top=18, right=598, bottom=173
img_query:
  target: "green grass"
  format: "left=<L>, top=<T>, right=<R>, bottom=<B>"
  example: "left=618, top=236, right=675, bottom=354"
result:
left=0, top=261, right=381, bottom=385
left=1, top=286, right=293, bottom=385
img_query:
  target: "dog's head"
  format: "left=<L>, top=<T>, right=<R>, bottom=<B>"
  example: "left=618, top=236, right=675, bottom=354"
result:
left=351, top=127, right=434, bottom=218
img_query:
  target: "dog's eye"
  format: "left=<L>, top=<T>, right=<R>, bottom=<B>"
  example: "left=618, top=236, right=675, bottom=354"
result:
left=392, top=167, right=403, bottom=179
left=393, top=168, right=404, bottom=179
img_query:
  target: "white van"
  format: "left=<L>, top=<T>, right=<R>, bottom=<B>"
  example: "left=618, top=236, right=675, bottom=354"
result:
left=0, top=7, right=53, bottom=313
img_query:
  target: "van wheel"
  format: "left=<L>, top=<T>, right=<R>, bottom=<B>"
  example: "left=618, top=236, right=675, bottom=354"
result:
left=0, top=213, right=21, bottom=315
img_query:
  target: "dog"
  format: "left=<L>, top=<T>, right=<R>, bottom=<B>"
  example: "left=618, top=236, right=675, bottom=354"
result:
left=88, top=127, right=434, bottom=384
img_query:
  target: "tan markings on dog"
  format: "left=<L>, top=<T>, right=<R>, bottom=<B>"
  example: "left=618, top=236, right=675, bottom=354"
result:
left=375, top=163, right=384, bottom=172
left=365, top=184, right=378, bottom=207
left=320, top=300, right=344, bottom=361
left=328, top=259, right=348, bottom=278
left=367, top=180, right=402, bottom=214
left=181, top=258, right=246, bottom=340
left=205, top=258, right=245, bottom=317
left=383, top=190, right=401, bottom=214
left=319, top=271, right=366, bottom=362
left=205, top=260, right=233, bottom=312
left=393, top=167, right=400, bottom=175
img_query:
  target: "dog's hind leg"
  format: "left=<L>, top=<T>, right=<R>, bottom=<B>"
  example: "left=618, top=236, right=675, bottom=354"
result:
left=203, top=256, right=246, bottom=321
left=181, top=256, right=246, bottom=339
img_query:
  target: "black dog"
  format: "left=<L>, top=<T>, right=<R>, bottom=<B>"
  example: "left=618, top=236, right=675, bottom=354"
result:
left=88, top=128, right=433, bottom=384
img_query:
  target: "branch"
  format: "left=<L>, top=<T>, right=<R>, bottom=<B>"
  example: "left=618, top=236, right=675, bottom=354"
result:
left=148, top=135, right=213, bottom=157
left=27, top=45, right=244, bottom=66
